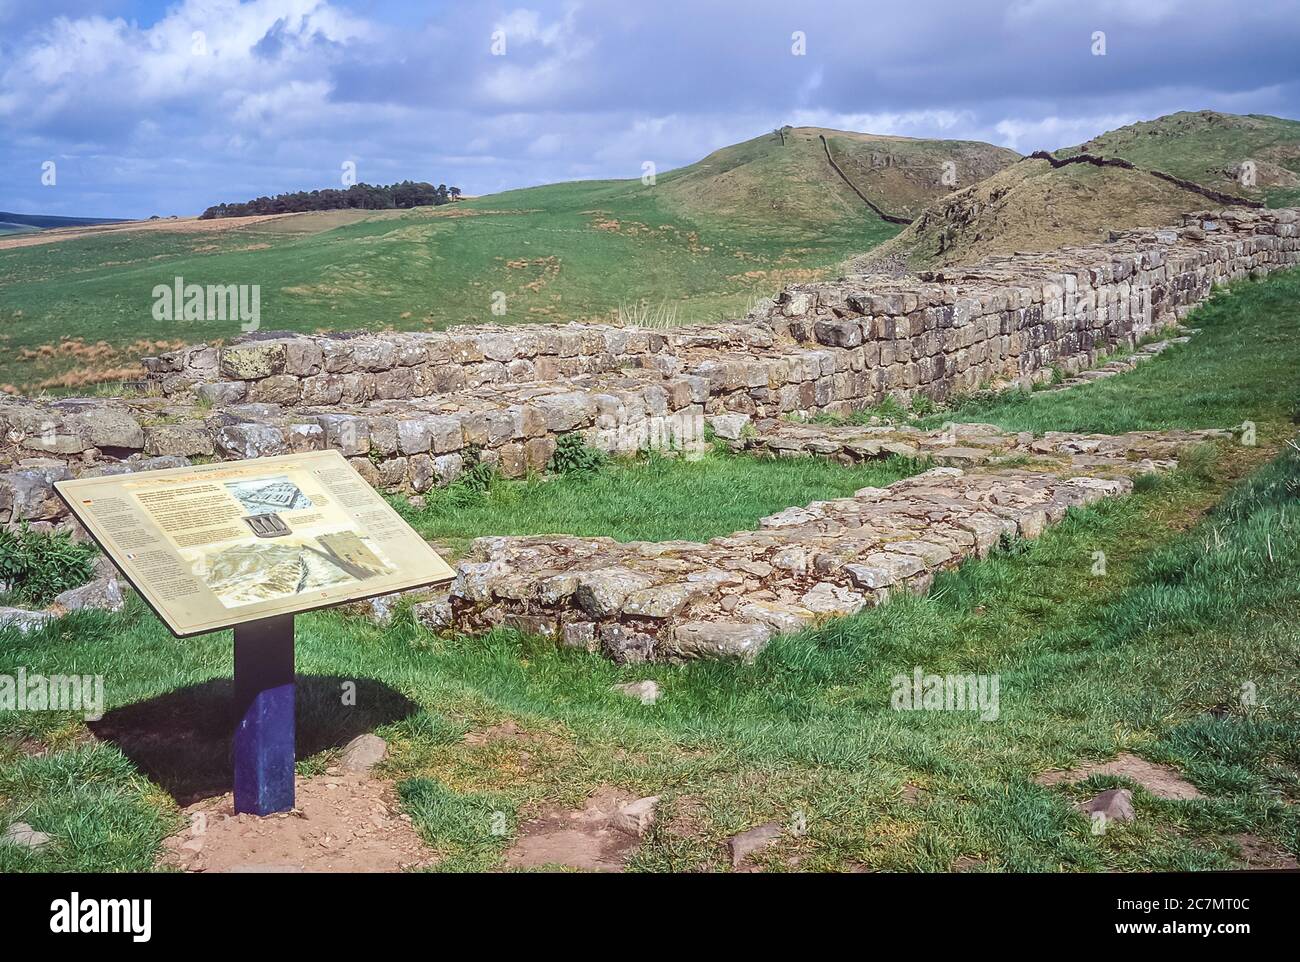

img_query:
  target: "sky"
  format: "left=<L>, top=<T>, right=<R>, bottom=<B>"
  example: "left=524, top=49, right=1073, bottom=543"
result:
left=2, top=0, right=1299, bottom=218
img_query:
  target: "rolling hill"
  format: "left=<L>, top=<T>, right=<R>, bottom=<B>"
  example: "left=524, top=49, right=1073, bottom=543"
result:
left=853, top=156, right=1233, bottom=271
left=0, top=126, right=1017, bottom=393
left=656, top=126, right=1019, bottom=226
left=1059, top=110, right=1300, bottom=208
left=0, top=211, right=126, bottom=236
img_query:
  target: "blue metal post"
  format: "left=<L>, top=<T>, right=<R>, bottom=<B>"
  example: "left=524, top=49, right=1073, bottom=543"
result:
left=233, top=614, right=296, bottom=815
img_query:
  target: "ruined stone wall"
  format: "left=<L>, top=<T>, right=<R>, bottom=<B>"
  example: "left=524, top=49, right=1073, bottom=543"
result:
left=1, top=207, right=1296, bottom=533
left=145, top=207, right=1299, bottom=414
left=764, top=208, right=1298, bottom=400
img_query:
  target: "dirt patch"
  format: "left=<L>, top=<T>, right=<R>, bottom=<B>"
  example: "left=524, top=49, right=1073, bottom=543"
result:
left=503, top=785, right=641, bottom=872
left=662, top=795, right=706, bottom=838
left=158, top=773, right=435, bottom=873
left=1227, top=833, right=1299, bottom=870
left=1036, top=752, right=1204, bottom=801
left=462, top=719, right=534, bottom=747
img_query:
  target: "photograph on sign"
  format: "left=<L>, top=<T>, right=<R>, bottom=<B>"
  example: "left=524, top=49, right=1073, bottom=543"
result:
left=56, top=451, right=454, bottom=636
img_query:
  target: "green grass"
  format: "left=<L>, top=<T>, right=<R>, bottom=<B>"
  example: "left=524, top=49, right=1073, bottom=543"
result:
left=814, top=269, right=1300, bottom=444
left=397, top=451, right=924, bottom=557
left=1, top=269, right=1298, bottom=872
left=1061, top=110, right=1300, bottom=208
left=0, top=133, right=903, bottom=393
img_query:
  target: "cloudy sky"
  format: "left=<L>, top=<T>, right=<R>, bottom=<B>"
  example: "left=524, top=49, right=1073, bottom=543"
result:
left=3, top=0, right=1299, bottom=218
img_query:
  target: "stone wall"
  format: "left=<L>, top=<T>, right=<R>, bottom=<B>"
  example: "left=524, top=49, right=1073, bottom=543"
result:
left=421, top=424, right=1231, bottom=662
left=1, top=207, right=1296, bottom=533
left=140, top=208, right=1296, bottom=421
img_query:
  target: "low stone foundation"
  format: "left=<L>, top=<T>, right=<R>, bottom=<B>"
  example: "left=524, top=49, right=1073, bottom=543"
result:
left=418, top=424, right=1229, bottom=662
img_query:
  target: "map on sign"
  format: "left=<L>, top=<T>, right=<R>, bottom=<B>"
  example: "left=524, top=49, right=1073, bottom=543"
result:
left=56, top=450, right=455, bottom=637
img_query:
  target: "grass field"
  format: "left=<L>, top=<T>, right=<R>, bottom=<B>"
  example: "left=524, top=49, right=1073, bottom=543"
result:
left=0, top=130, right=922, bottom=393
left=0, top=267, right=1296, bottom=872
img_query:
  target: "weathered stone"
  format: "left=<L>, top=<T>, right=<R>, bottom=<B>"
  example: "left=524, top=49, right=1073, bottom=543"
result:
left=622, top=583, right=697, bottom=618
left=670, top=621, right=773, bottom=660
left=706, top=413, right=750, bottom=441
left=284, top=339, right=325, bottom=376
left=575, top=569, right=654, bottom=618
left=220, top=341, right=286, bottom=379
left=0, top=607, right=55, bottom=633
left=800, top=582, right=868, bottom=616
left=728, top=822, right=783, bottom=867
left=248, top=374, right=301, bottom=406
left=196, top=381, right=248, bottom=407
left=1079, top=788, right=1136, bottom=826
left=340, top=733, right=387, bottom=774
left=412, top=597, right=453, bottom=630
left=599, top=624, right=657, bottom=663
left=72, top=408, right=145, bottom=450
left=314, top=414, right=369, bottom=456
left=1, top=470, right=69, bottom=521
left=2, top=822, right=51, bottom=850
left=432, top=453, right=464, bottom=485
left=53, top=577, right=124, bottom=613
left=143, top=424, right=214, bottom=458
left=612, top=680, right=661, bottom=705
left=287, top=423, right=324, bottom=452
left=216, top=424, right=289, bottom=460
left=610, top=796, right=660, bottom=837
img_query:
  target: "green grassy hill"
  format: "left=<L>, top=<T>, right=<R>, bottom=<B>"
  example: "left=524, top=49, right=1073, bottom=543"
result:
left=658, top=126, right=1019, bottom=225
left=855, top=157, right=1222, bottom=271
left=0, top=126, right=1017, bottom=394
left=1060, top=110, right=1300, bottom=207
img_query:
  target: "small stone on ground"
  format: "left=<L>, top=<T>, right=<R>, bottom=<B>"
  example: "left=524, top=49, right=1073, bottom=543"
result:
left=3, top=822, right=51, bottom=849
left=728, top=821, right=783, bottom=868
left=612, top=680, right=660, bottom=705
left=1079, top=788, right=1136, bottom=825
left=339, top=733, right=388, bottom=774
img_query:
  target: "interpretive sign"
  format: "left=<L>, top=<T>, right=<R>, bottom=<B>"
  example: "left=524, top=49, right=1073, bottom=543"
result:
left=55, top=451, right=456, bottom=816
left=55, top=450, right=454, bottom=637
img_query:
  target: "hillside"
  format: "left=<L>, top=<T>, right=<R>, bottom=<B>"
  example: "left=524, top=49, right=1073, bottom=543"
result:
left=853, top=157, right=1227, bottom=271
left=0, top=211, right=125, bottom=237
left=657, top=126, right=1020, bottom=226
left=1060, top=110, right=1300, bottom=207
left=4, top=125, right=992, bottom=392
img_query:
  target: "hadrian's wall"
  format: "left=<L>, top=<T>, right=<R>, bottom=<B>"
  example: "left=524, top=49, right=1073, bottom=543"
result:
left=145, top=206, right=1297, bottom=415
left=0, top=207, right=1297, bottom=533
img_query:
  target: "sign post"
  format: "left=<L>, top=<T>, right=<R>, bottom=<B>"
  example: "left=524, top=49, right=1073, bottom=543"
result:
left=56, top=451, right=454, bottom=817
left=233, top=614, right=297, bottom=815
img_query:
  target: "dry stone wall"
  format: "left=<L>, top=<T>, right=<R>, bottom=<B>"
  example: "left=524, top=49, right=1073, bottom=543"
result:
left=0, top=206, right=1295, bottom=535
left=143, top=206, right=1300, bottom=416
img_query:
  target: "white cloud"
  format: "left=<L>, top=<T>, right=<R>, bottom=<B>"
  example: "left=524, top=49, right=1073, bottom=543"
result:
left=0, top=0, right=370, bottom=127
left=993, top=113, right=1141, bottom=151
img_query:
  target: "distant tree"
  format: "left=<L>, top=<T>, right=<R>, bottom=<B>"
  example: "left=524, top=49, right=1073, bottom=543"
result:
left=199, top=179, right=462, bottom=219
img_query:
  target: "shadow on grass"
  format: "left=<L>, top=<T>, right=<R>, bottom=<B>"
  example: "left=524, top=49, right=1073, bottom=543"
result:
left=88, top=675, right=419, bottom=805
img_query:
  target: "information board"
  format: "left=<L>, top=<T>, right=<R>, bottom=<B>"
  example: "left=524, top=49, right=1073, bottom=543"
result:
left=56, top=450, right=455, bottom=637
